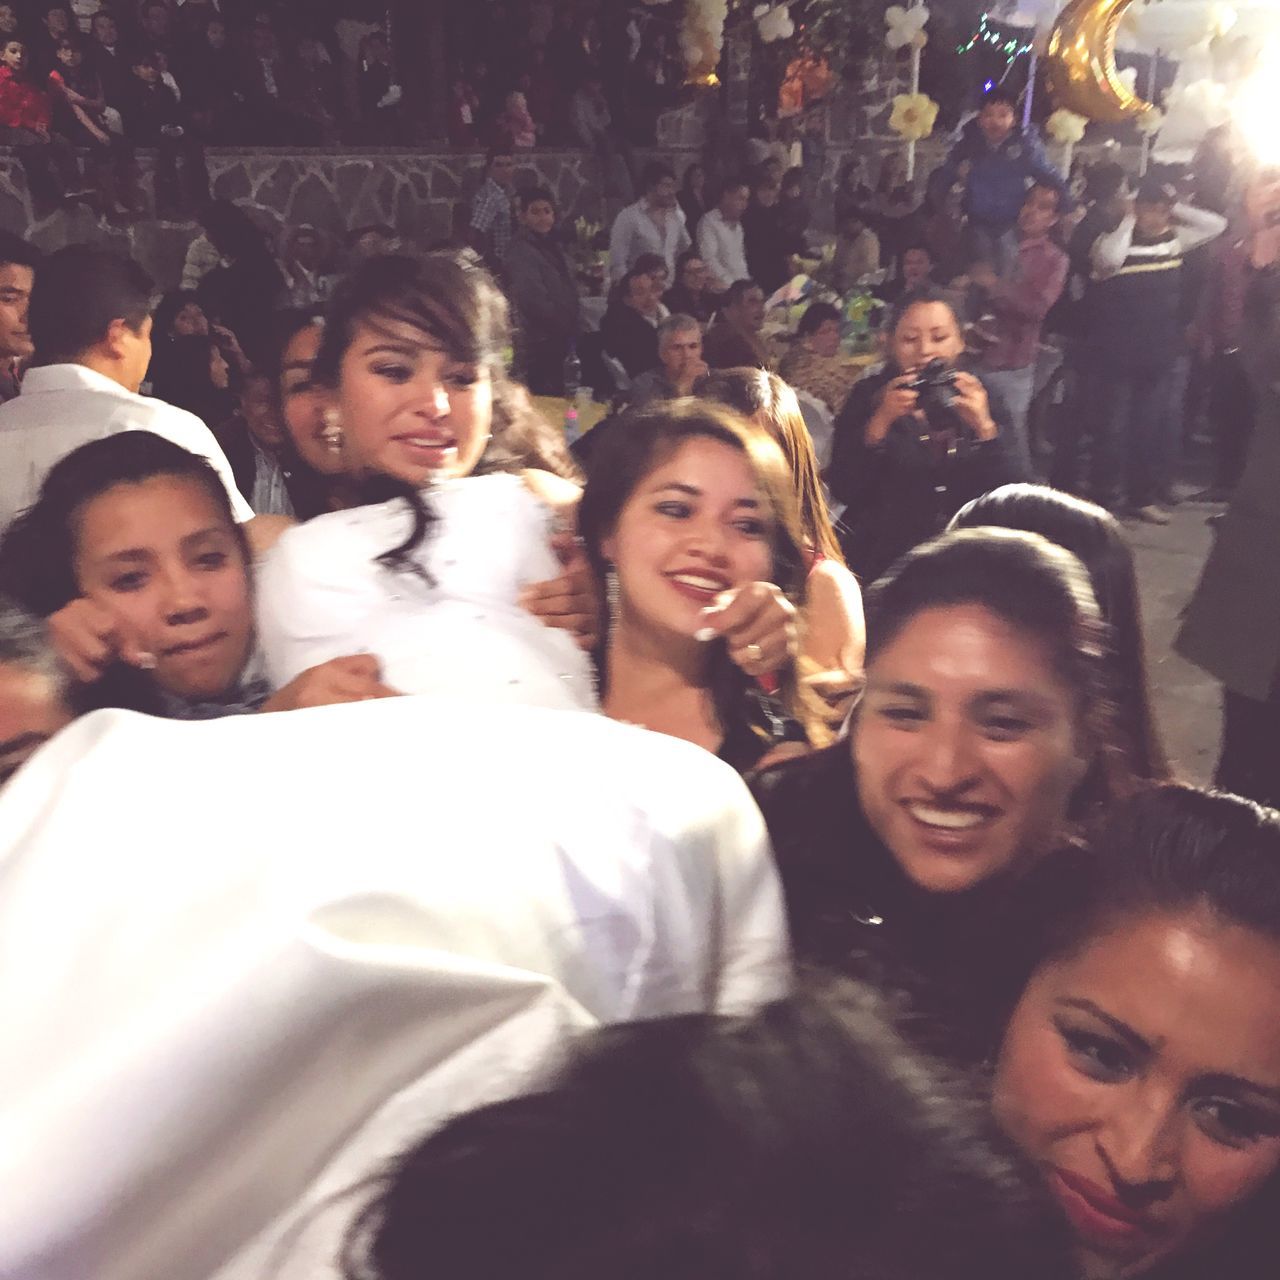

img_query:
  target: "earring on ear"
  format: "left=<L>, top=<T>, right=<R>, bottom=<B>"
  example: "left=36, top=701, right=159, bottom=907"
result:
left=321, top=406, right=345, bottom=454
left=606, top=563, right=620, bottom=634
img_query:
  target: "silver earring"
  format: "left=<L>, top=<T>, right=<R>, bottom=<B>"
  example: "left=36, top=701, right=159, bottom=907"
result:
left=321, top=406, right=345, bottom=455
left=606, top=565, right=620, bottom=633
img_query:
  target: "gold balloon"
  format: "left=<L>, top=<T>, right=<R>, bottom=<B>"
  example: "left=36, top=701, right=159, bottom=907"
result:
left=1045, top=0, right=1157, bottom=124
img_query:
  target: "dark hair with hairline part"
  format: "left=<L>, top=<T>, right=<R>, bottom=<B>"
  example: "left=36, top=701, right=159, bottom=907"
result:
left=950, top=483, right=1168, bottom=781
left=640, top=159, right=675, bottom=192
left=722, top=278, right=761, bottom=310
left=0, top=230, right=39, bottom=273
left=886, top=283, right=967, bottom=342
left=28, top=245, right=154, bottom=365
left=516, top=186, right=556, bottom=214
left=796, top=301, right=841, bottom=339
left=342, top=976, right=1075, bottom=1280
left=864, top=527, right=1126, bottom=811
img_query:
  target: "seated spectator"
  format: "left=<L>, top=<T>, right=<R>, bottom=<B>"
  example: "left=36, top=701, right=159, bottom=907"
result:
left=778, top=301, right=861, bottom=415
left=608, top=160, right=689, bottom=285
left=48, top=34, right=140, bottom=219
left=703, top=278, right=771, bottom=370
left=628, top=312, right=707, bottom=405
left=355, top=29, right=401, bottom=144
left=496, top=89, right=537, bottom=150
left=236, top=19, right=319, bottom=145
left=278, top=223, right=337, bottom=307
left=137, top=1, right=176, bottom=66
left=678, top=160, right=707, bottom=235
left=344, top=981, right=1072, bottom=1280
left=148, top=331, right=234, bottom=429
left=120, top=49, right=208, bottom=217
left=345, top=223, right=399, bottom=262
left=827, top=286, right=1027, bottom=582
left=663, top=248, right=717, bottom=325
left=504, top=186, right=579, bottom=395
left=213, top=365, right=294, bottom=516
left=0, top=231, right=37, bottom=404
left=570, top=68, right=632, bottom=202
left=697, top=176, right=750, bottom=294
left=447, top=71, right=479, bottom=148
left=279, top=31, right=340, bottom=145
left=468, top=148, right=516, bottom=271
left=875, top=241, right=935, bottom=304
left=830, top=209, right=881, bottom=294
left=743, top=173, right=797, bottom=297
left=0, top=36, right=84, bottom=217
left=630, top=250, right=671, bottom=299
left=600, top=266, right=664, bottom=380
left=87, top=8, right=131, bottom=109
left=177, top=12, right=238, bottom=142
left=0, top=594, right=73, bottom=789
left=518, top=44, right=560, bottom=146
left=778, top=165, right=811, bottom=251
left=0, top=243, right=250, bottom=529
left=28, top=3, right=73, bottom=78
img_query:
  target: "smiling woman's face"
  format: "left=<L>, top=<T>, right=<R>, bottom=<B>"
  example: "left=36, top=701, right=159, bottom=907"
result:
left=334, top=317, right=493, bottom=487
left=994, top=909, right=1280, bottom=1279
left=853, top=603, right=1085, bottom=894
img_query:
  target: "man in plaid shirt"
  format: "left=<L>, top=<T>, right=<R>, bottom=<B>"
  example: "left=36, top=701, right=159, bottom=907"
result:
left=469, top=149, right=516, bottom=271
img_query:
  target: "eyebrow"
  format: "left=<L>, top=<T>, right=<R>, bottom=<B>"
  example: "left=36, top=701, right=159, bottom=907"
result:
left=97, top=526, right=228, bottom=564
left=1056, top=999, right=1154, bottom=1053
left=652, top=482, right=760, bottom=509
left=0, top=731, right=47, bottom=757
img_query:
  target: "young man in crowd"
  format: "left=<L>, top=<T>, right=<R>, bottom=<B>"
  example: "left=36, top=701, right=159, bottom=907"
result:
left=696, top=177, right=750, bottom=295
left=703, top=278, right=771, bottom=370
left=468, top=147, right=516, bottom=272
left=607, top=160, right=690, bottom=284
left=969, top=182, right=1069, bottom=474
left=0, top=231, right=38, bottom=404
left=0, top=244, right=249, bottom=528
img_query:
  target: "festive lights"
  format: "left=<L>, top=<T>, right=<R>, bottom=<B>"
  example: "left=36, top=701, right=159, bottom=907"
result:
left=957, top=12, right=1035, bottom=65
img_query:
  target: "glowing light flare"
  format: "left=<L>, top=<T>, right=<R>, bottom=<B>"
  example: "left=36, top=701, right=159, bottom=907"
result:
left=1234, top=37, right=1280, bottom=169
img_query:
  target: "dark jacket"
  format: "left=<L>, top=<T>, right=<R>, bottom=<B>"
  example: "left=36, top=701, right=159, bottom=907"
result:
left=750, top=743, right=1086, bottom=1064
left=600, top=303, right=659, bottom=380
left=827, top=363, right=1027, bottom=583
left=743, top=200, right=795, bottom=296
left=121, top=77, right=183, bottom=144
left=504, top=226, right=579, bottom=344
left=663, top=282, right=717, bottom=325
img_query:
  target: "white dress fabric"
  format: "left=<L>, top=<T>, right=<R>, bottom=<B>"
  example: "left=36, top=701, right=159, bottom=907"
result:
left=0, top=700, right=789, bottom=1280
left=256, top=472, right=597, bottom=712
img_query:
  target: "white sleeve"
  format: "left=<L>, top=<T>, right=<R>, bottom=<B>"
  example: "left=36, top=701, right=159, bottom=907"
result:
left=1175, top=202, right=1229, bottom=255
left=255, top=523, right=382, bottom=688
left=1091, top=213, right=1135, bottom=279
left=608, top=208, right=634, bottom=283
left=697, top=216, right=730, bottom=290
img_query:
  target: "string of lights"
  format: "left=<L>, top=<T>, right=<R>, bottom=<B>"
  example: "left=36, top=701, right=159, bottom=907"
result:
left=957, top=11, right=1035, bottom=65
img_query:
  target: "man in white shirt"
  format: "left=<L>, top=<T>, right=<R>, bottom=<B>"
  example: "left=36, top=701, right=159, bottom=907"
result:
left=608, top=161, right=690, bottom=284
left=0, top=244, right=251, bottom=529
left=697, top=178, right=750, bottom=293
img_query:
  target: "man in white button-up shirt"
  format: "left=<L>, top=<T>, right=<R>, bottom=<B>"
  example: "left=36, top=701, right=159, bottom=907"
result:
left=0, top=245, right=251, bottom=530
left=697, top=178, right=751, bottom=293
left=608, top=161, right=691, bottom=284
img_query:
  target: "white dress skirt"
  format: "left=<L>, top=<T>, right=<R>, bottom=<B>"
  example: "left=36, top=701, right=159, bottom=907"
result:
left=255, top=472, right=598, bottom=712
left=0, top=699, right=789, bottom=1280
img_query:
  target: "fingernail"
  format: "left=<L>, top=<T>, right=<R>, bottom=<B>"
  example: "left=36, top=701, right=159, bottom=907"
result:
left=694, top=626, right=717, bottom=642
left=136, top=652, right=157, bottom=670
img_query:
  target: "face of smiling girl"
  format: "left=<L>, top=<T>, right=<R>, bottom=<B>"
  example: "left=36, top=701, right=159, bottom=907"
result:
left=603, top=437, right=775, bottom=643
left=335, top=317, right=493, bottom=487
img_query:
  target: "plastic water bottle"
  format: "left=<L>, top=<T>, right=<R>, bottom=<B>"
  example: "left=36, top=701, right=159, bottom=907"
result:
left=563, top=344, right=585, bottom=444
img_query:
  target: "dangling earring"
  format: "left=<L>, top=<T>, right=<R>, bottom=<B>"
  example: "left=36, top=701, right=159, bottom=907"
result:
left=321, top=406, right=345, bottom=455
left=606, top=564, right=620, bottom=635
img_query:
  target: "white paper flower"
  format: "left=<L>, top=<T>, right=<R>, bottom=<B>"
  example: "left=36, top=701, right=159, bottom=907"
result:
left=1046, top=108, right=1088, bottom=146
left=754, top=3, right=794, bottom=43
left=885, top=4, right=930, bottom=51
left=1136, top=107, right=1166, bottom=137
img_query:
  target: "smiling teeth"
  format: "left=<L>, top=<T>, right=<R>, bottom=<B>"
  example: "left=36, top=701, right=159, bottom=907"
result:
left=907, top=804, right=987, bottom=831
left=671, top=574, right=724, bottom=590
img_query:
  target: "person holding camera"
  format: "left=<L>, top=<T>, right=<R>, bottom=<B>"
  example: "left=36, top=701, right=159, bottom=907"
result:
left=827, top=286, right=1027, bottom=582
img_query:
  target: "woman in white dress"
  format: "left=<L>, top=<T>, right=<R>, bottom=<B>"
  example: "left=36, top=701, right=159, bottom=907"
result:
left=257, top=253, right=800, bottom=715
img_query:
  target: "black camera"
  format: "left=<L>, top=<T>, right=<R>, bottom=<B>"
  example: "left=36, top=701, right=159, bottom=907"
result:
left=904, top=357, right=961, bottom=428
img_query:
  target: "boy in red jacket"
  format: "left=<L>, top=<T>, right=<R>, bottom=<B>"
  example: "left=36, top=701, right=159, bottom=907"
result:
left=0, top=38, right=83, bottom=216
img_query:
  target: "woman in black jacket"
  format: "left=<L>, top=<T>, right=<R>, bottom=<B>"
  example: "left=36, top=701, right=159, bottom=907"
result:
left=504, top=187, right=580, bottom=395
left=827, top=286, right=1028, bottom=584
left=750, top=526, right=1126, bottom=1065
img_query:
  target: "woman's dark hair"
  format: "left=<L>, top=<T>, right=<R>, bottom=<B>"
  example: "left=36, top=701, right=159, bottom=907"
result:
left=579, top=399, right=817, bottom=747
left=679, top=161, right=703, bottom=193
left=1029, top=783, right=1280, bottom=1280
left=0, top=431, right=248, bottom=619
left=515, top=186, right=556, bottom=214
left=699, top=367, right=845, bottom=567
left=950, top=484, right=1169, bottom=781
left=864, top=527, right=1126, bottom=808
left=148, top=333, right=231, bottom=428
left=632, top=252, right=667, bottom=279
left=197, top=198, right=272, bottom=261
left=314, top=252, right=580, bottom=575
left=342, top=977, right=1074, bottom=1280
left=886, top=283, right=966, bottom=343
left=796, top=301, right=841, bottom=339
left=780, top=166, right=805, bottom=195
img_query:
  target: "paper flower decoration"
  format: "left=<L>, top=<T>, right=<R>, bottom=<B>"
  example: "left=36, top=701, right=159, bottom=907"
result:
left=885, top=4, right=930, bottom=51
left=889, top=92, right=939, bottom=141
left=1046, top=108, right=1088, bottom=146
left=753, top=2, right=794, bottom=44
left=1136, top=107, right=1166, bottom=137
left=682, top=0, right=728, bottom=83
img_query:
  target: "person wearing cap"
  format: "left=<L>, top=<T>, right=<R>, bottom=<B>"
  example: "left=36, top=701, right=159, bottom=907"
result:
left=1081, top=174, right=1226, bottom=523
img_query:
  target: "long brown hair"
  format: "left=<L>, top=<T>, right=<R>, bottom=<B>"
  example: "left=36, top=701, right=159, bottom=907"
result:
left=699, top=368, right=845, bottom=566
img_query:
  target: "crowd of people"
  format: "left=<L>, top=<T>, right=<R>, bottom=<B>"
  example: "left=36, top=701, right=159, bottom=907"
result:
left=0, top=64, right=1279, bottom=1280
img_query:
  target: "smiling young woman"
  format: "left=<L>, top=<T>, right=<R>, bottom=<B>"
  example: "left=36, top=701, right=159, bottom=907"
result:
left=750, top=527, right=1129, bottom=1062
left=994, top=784, right=1280, bottom=1280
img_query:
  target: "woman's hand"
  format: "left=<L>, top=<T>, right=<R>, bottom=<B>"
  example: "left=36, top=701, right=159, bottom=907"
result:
left=519, top=531, right=600, bottom=651
left=696, top=583, right=798, bottom=677
left=260, top=654, right=399, bottom=713
left=866, top=376, right=918, bottom=445
left=211, top=323, right=251, bottom=374
left=46, top=598, right=154, bottom=682
left=949, top=371, right=997, bottom=441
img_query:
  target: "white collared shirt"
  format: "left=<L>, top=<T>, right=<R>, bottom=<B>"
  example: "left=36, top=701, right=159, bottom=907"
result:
left=0, top=363, right=252, bottom=527
left=697, top=208, right=749, bottom=292
left=608, top=198, right=691, bottom=283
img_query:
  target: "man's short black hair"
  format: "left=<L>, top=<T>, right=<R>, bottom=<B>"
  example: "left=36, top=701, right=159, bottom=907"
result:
left=28, top=245, right=154, bottom=365
left=723, top=278, right=762, bottom=309
left=0, top=230, right=39, bottom=274
left=640, top=161, right=676, bottom=193
left=981, top=86, right=1018, bottom=111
